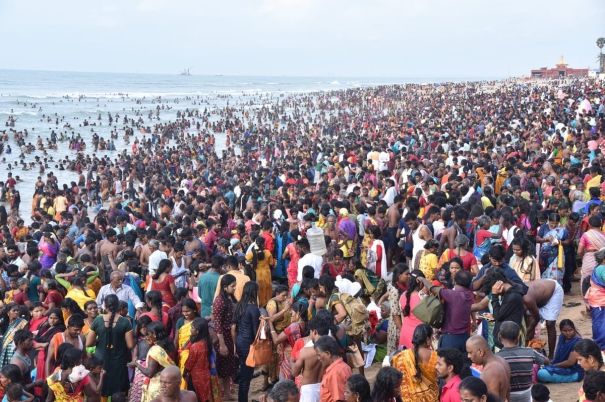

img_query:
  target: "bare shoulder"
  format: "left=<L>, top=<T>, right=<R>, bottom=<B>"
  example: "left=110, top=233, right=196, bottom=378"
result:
left=181, top=390, right=197, bottom=402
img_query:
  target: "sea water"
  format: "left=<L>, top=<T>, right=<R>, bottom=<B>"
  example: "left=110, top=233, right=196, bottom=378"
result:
left=0, top=69, right=496, bottom=222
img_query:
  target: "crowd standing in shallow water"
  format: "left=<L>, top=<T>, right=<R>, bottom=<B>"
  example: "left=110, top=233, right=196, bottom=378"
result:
left=0, top=76, right=603, bottom=402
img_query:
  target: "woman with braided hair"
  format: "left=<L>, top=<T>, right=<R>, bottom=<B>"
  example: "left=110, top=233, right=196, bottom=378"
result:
left=86, top=294, right=135, bottom=400
left=391, top=324, right=439, bottom=402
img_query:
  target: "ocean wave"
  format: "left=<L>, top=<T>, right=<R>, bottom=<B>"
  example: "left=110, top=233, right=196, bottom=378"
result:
left=330, top=81, right=341, bottom=85
left=0, top=111, right=38, bottom=116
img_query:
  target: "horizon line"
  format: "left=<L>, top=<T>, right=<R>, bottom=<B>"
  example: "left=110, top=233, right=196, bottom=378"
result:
left=0, top=67, right=506, bottom=80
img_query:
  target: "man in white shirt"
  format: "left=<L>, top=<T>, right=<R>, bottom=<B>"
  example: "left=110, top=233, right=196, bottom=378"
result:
left=382, top=179, right=397, bottom=207
left=297, top=239, right=323, bottom=281
left=147, top=239, right=167, bottom=277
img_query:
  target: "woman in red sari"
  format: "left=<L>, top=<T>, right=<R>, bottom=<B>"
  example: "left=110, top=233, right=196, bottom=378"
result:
left=283, top=229, right=302, bottom=291
left=268, top=302, right=307, bottom=380
left=149, top=259, right=177, bottom=308
left=183, top=318, right=221, bottom=402
left=33, top=308, right=65, bottom=397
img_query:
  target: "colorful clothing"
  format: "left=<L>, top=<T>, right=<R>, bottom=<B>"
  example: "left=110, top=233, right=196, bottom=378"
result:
left=539, top=226, right=568, bottom=286
left=361, top=217, right=378, bottom=267
left=141, top=345, right=176, bottom=402
left=246, top=250, right=274, bottom=307
left=391, top=348, right=439, bottom=402
left=354, top=268, right=386, bottom=305
left=0, top=318, right=27, bottom=366
left=417, top=250, right=438, bottom=281
left=387, top=285, right=404, bottom=355
left=586, top=265, right=605, bottom=350
left=279, top=322, right=302, bottom=380
left=285, top=243, right=300, bottom=291
left=184, top=340, right=221, bottom=402
left=176, top=319, right=193, bottom=389
left=47, top=369, right=90, bottom=402
left=579, top=229, right=605, bottom=282
left=212, top=294, right=237, bottom=379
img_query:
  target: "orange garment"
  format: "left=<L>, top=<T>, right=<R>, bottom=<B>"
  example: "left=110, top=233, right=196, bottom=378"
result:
left=320, top=358, right=351, bottom=402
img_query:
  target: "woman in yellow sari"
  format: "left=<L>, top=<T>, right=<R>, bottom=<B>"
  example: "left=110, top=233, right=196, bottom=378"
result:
left=127, top=322, right=175, bottom=402
left=174, top=299, right=199, bottom=389
left=361, top=206, right=380, bottom=267
left=391, top=324, right=439, bottom=402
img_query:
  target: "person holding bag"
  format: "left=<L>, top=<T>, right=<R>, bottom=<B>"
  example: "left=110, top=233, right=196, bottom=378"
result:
left=231, top=282, right=261, bottom=402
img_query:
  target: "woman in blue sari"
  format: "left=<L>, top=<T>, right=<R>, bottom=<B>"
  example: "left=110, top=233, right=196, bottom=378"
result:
left=537, top=213, right=568, bottom=286
left=585, top=249, right=605, bottom=350
left=0, top=303, right=28, bottom=366
left=275, top=221, right=292, bottom=278
left=537, top=319, right=584, bottom=383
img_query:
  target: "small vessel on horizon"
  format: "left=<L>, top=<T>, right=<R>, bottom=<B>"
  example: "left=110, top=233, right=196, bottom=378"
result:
left=179, top=67, right=192, bottom=76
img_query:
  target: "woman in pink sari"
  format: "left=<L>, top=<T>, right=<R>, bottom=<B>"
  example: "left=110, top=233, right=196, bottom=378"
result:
left=283, top=229, right=301, bottom=291
left=578, top=216, right=605, bottom=283
left=39, top=232, right=59, bottom=270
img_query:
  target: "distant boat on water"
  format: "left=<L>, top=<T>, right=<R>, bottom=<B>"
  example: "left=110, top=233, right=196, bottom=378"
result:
left=179, top=67, right=193, bottom=76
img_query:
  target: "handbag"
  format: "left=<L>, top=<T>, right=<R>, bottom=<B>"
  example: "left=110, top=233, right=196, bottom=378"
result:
left=245, top=318, right=274, bottom=367
left=412, top=292, right=444, bottom=328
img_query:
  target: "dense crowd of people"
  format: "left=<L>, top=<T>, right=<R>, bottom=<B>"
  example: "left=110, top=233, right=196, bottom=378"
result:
left=0, top=76, right=604, bottom=402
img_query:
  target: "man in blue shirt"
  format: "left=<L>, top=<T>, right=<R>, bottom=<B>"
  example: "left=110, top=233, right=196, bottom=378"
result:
left=471, top=245, right=528, bottom=295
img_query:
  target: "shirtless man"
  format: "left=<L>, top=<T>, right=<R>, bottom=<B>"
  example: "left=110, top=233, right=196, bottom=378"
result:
left=466, top=335, right=510, bottom=402
left=323, top=215, right=346, bottom=247
left=97, top=229, right=122, bottom=263
left=524, top=279, right=564, bottom=360
left=385, top=195, right=403, bottom=270
left=291, top=316, right=328, bottom=402
left=150, top=366, right=196, bottom=402
left=438, top=208, right=468, bottom=255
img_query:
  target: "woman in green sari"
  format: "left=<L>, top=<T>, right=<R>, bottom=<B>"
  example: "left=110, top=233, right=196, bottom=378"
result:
left=0, top=302, right=28, bottom=366
left=352, top=257, right=386, bottom=305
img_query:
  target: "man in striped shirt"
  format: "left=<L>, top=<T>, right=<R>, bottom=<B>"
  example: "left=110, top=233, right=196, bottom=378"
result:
left=496, top=321, right=549, bottom=402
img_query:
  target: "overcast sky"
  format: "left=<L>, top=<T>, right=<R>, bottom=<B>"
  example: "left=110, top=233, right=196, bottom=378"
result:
left=1, top=0, right=603, bottom=78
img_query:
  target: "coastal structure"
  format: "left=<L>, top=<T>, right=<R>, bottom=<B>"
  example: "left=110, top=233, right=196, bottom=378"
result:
left=531, top=56, right=589, bottom=78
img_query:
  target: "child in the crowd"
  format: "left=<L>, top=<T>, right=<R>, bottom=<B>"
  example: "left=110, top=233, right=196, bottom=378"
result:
left=111, top=392, right=126, bottom=402
left=4, top=383, right=34, bottom=402
left=86, top=357, right=105, bottom=402
left=531, top=384, right=553, bottom=402
left=28, top=302, right=45, bottom=333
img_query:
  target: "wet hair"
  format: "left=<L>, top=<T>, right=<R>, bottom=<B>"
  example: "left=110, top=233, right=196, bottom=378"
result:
left=370, top=367, right=403, bottom=402
left=290, top=302, right=309, bottom=327
left=488, top=244, right=506, bottom=261
left=411, top=324, right=433, bottom=379
left=103, top=294, right=120, bottom=350
left=146, top=321, right=174, bottom=354
left=481, top=267, right=512, bottom=294
left=61, top=347, right=82, bottom=370
left=145, top=290, right=163, bottom=312
left=404, top=270, right=425, bottom=317
left=307, top=310, right=338, bottom=337
left=345, top=375, right=372, bottom=402
left=436, top=348, right=472, bottom=378
left=574, top=339, right=604, bottom=369
left=459, top=376, right=500, bottom=402
left=583, top=370, right=605, bottom=401
left=232, top=282, right=259, bottom=325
